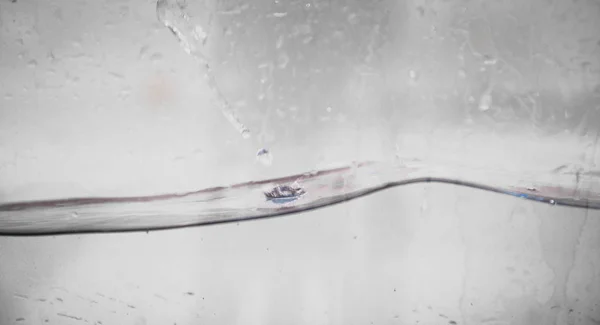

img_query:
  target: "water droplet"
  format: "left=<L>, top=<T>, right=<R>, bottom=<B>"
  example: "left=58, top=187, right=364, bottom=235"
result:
left=483, top=56, right=497, bottom=65
left=478, top=93, right=492, bottom=111
left=139, top=45, right=150, bottom=60
left=275, top=35, right=284, bottom=49
left=150, top=52, right=163, bottom=63
left=70, top=212, right=79, bottom=218
left=277, top=53, right=289, bottom=69
left=549, top=199, right=556, bottom=205
left=27, top=59, right=37, bottom=68
left=193, top=25, right=207, bottom=40
left=326, top=106, right=332, bottom=113
left=118, top=88, right=131, bottom=100
left=409, top=69, right=419, bottom=82
left=241, top=129, right=251, bottom=139
left=256, top=148, right=273, bottom=166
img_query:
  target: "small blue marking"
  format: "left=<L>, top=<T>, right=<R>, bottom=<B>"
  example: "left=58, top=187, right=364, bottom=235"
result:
left=268, top=196, right=300, bottom=204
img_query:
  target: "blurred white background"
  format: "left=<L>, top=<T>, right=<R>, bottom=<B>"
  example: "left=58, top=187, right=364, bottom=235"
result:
left=1, top=0, right=599, bottom=323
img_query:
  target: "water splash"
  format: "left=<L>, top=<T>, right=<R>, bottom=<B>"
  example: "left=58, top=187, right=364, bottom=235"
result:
left=156, top=0, right=250, bottom=138
left=264, top=184, right=305, bottom=204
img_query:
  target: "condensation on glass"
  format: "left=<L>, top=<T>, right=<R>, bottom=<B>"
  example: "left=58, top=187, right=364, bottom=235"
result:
left=0, top=0, right=599, bottom=324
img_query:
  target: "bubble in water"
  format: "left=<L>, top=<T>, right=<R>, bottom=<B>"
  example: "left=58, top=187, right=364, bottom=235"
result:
left=256, top=148, right=273, bottom=166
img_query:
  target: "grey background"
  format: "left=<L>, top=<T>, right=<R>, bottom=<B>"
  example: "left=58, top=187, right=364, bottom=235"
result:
left=1, top=0, right=600, bottom=323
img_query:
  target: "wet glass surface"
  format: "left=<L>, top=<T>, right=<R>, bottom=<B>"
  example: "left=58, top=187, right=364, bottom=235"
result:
left=1, top=0, right=600, bottom=323
left=1, top=0, right=599, bottom=232
left=1, top=0, right=599, bottom=203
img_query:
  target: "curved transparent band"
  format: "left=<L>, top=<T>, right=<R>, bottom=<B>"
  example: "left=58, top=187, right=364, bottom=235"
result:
left=1, top=161, right=599, bottom=236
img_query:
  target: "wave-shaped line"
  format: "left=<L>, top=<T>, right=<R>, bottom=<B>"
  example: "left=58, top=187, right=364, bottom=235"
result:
left=1, top=164, right=599, bottom=236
